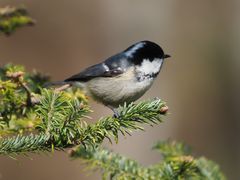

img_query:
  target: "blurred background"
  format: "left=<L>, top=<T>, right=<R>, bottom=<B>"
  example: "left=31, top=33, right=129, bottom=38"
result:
left=0, top=0, right=239, bottom=179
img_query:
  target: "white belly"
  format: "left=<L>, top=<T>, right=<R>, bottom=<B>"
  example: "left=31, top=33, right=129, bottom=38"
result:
left=86, top=68, right=154, bottom=107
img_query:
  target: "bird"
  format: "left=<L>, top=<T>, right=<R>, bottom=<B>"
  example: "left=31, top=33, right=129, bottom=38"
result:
left=63, top=40, right=170, bottom=117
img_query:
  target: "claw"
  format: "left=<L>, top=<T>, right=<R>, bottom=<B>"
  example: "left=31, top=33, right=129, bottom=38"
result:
left=113, top=109, right=120, bottom=118
left=107, top=105, right=120, bottom=118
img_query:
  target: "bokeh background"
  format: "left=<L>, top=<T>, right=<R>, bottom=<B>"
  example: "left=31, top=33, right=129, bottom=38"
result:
left=0, top=0, right=239, bottom=179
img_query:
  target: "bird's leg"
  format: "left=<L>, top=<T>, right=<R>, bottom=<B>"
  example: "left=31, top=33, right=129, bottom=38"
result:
left=112, top=108, right=120, bottom=118
left=107, top=105, right=120, bottom=118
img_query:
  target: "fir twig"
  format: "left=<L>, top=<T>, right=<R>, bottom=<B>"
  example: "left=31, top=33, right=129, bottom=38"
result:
left=152, top=140, right=191, bottom=159
left=0, top=89, right=167, bottom=154
left=71, top=141, right=226, bottom=180
left=0, top=6, right=35, bottom=35
left=79, top=98, right=167, bottom=146
left=71, top=146, right=145, bottom=179
left=0, top=133, right=50, bottom=155
left=0, top=64, right=226, bottom=179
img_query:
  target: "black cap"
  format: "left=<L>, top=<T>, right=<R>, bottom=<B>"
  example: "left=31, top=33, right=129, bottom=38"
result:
left=124, top=40, right=167, bottom=65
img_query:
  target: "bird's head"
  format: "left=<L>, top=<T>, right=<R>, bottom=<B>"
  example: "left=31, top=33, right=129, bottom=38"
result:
left=123, top=40, right=170, bottom=76
left=123, top=40, right=170, bottom=65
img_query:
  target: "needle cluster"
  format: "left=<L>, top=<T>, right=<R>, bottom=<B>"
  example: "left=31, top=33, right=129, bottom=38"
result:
left=0, top=6, right=35, bottom=35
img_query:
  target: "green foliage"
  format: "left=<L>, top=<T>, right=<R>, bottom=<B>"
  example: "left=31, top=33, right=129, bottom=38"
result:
left=79, top=98, right=166, bottom=147
left=196, top=157, right=226, bottom=180
left=36, top=89, right=90, bottom=147
left=0, top=64, right=166, bottom=154
left=0, top=134, right=50, bottom=155
left=0, top=63, right=225, bottom=179
left=71, top=141, right=226, bottom=180
left=0, top=65, right=26, bottom=122
left=0, top=6, right=35, bottom=35
left=152, top=140, right=191, bottom=159
left=71, top=146, right=145, bottom=180
left=0, top=4, right=226, bottom=179
left=0, top=64, right=48, bottom=135
left=0, top=87, right=166, bottom=154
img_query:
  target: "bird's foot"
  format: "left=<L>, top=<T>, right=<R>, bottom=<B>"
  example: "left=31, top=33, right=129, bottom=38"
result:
left=107, top=105, right=120, bottom=118
left=112, top=109, right=120, bottom=118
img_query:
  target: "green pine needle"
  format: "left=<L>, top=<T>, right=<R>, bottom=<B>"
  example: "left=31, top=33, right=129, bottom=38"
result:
left=0, top=85, right=167, bottom=154
left=0, top=133, right=50, bottom=155
left=71, top=141, right=226, bottom=180
left=0, top=63, right=226, bottom=179
left=0, top=6, right=35, bottom=35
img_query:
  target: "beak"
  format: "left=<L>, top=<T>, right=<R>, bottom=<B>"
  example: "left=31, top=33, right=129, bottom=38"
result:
left=163, top=54, right=171, bottom=59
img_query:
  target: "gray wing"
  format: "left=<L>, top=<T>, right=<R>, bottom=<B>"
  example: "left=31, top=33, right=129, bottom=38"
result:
left=64, top=63, right=123, bottom=82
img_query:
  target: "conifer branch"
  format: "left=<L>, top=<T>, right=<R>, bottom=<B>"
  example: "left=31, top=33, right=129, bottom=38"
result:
left=0, top=63, right=226, bottom=179
left=0, top=89, right=166, bottom=154
left=0, top=64, right=167, bottom=154
left=152, top=140, right=191, bottom=159
left=0, top=3, right=227, bottom=178
left=0, top=134, right=50, bottom=155
left=0, top=6, right=35, bottom=35
left=71, top=146, right=145, bottom=179
left=71, top=141, right=226, bottom=180
left=79, top=98, right=166, bottom=147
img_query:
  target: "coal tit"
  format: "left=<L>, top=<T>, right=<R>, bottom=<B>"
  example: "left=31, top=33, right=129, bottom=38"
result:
left=64, top=40, right=170, bottom=115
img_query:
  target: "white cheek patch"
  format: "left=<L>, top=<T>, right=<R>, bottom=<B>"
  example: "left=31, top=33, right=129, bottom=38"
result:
left=125, top=42, right=145, bottom=58
left=137, top=58, right=163, bottom=75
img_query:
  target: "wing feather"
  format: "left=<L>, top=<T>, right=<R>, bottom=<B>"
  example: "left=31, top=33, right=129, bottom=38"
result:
left=64, top=63, right=123, bottom=82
